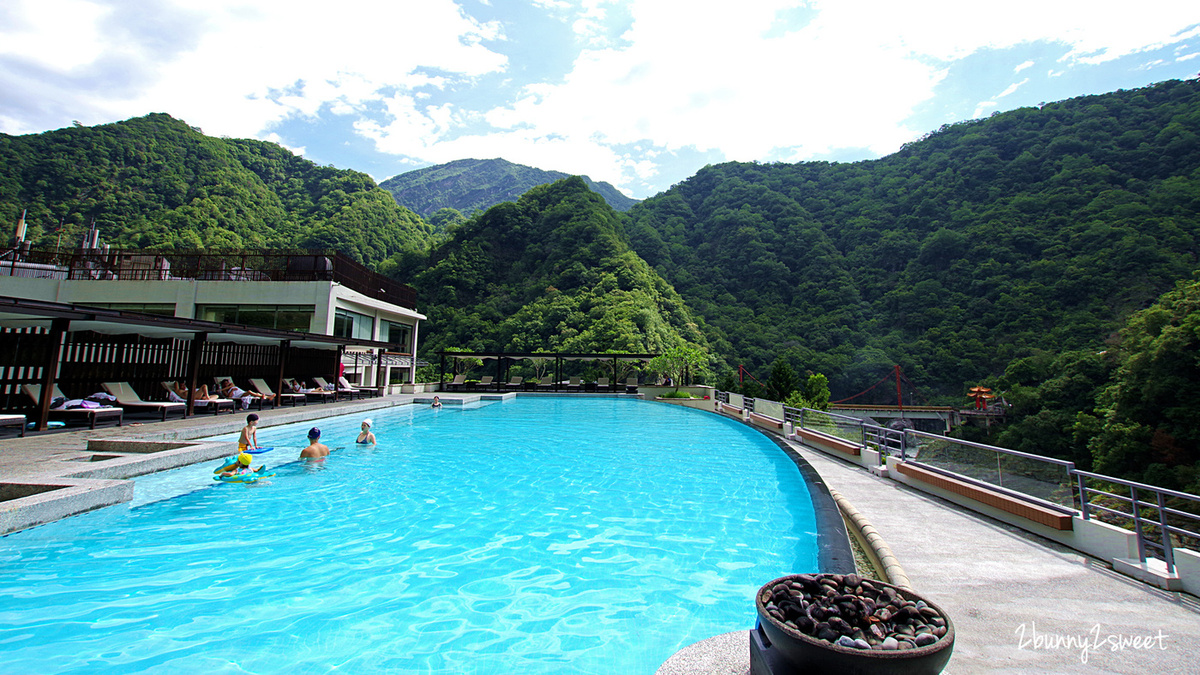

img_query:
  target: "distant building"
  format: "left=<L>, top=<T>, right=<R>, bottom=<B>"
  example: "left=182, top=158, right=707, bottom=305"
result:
left=1, top=229, right=424, bottom=388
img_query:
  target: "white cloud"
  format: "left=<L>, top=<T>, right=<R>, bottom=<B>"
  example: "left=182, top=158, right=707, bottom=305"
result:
left=1014, top=60, right=1035, bottom=73
left=997, top=78, right=1030, bottom=98
left=0, top=0, right=507, bottom=139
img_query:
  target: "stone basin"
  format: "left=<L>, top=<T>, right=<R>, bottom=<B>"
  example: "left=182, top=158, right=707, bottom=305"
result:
left=754, top=573, right=955, bottom=675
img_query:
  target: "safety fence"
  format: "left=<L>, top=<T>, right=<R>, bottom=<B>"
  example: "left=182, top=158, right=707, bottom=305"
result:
left=719, top=390, right=1200, bottom=574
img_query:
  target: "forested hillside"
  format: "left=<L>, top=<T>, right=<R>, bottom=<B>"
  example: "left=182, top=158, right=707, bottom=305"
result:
left=0, top=114, right=434, bottom=265
left=380, top=158, right=638, bottom=218
left=626, top=78, right=1200, bottom=403
left=393, top=176, right=705, bottom=357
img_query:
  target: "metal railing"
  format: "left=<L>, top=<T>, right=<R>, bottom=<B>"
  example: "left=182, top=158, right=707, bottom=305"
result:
left=1074, top=471, right=1200, bottom=574
left=717, top=390, right=1200, bottom=570
left=1, top=248, right=418, bottom=309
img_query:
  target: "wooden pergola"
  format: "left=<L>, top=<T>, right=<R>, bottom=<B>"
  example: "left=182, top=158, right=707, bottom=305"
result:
left=0, top=295, right=404, bottom=430
left=437, top=351, right=657, bottom=392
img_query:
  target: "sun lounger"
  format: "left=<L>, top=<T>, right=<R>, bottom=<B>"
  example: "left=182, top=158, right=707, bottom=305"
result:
left=161, top=382, right=235, bottom=415
left=214, top=376, right=271, bottom=410
left=597, top=377, right=611, bottom=391
left=504, top=376, right=523, bottom=390
left=566, top=376, right=583, bottom=391
left=251, top=378, right=305, bottom=407
left=101, top=382, right=185, bottom=421
left=286, top=378, right=336, bottom=403
left=339, top=375, right=380, bottom=398
left=625, top=377, right=639, bottom=394
left=314, top=376, right=362, bottom=400
left=537, top=376, right=553, bottom=390
left=0, top=413, right=26, bottom=437
left=23, top=384, right=123, bottom=430
left=473, top=376, right=494, bottom=390
left=445, top=374, right=466, bottom=391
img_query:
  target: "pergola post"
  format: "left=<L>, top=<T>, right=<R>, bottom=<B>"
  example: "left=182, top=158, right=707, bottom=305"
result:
left=185, top=332, right=208, bottom=418
left=407, top=320, right=420, bottom=387
left=35, top=318, right=69, bottom=431
left=375, top=348, right=384, bottom=390
left=334, top=345, right=345, bottom=400
left=276, top=339, right=290, bottom=404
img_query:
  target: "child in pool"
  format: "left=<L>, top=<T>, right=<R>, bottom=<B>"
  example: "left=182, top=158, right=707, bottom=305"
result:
left=356, top=419, right=376, bottom=444
left=238, top=414, right=260, bottom=452
left=219, top=452, right=256, bottom=477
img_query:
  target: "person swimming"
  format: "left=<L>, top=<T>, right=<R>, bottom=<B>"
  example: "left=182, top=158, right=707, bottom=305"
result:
left=356, top=419, right=376, bottom=444
left=300, top=427, right=331, bottom=459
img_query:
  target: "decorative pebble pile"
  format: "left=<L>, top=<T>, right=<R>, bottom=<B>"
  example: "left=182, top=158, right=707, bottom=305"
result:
left=759, top=573, right=949, bottom=651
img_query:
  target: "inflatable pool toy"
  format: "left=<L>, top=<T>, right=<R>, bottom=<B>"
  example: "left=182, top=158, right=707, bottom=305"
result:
left=214, top=465, right=274, bottom=483
left=246, top=446, right=273, bottom=454
left=26, top=421, right=66, bottom=429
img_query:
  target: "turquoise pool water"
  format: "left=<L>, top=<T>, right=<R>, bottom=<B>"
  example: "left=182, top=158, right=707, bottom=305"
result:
left=0, top=397, right=820, bottom=674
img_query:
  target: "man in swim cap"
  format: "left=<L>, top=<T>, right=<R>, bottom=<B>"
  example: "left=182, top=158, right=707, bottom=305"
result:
left=300, top=427, right=331, bottom=459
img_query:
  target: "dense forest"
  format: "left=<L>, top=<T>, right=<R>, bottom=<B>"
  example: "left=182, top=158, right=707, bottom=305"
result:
left=625, top=78, right=1200, bottom=405
left=387, top=176, right=705, bottom=358
left=0, top=114, right=434, bottom=265
left=380, top=157, right=638, bottom=218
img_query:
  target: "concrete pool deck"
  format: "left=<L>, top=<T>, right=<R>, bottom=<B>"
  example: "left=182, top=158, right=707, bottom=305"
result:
left=659, top=437, right=1200, bottom=675
left=4, top=399, right=1198, bottom=673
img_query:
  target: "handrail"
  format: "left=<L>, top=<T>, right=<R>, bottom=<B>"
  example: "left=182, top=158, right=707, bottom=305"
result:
left=718, top=389, right=1200, bottom=574
left=905, top=428, right=1076, bottom=467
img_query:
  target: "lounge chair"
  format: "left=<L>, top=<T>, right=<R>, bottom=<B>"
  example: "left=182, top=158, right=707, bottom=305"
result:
left=251, top=378, right=306, bottom=407
left=339, top=375, right=380, bottom=398
left=474, top=376, right=494, bottom=390
left=160, top=382, right=235, bottom=415
left=215, top=376, right=272, bottom=410
left=567, top=376, right=583, bottom=391
left=23, top=384, right=124, bottom=430
left=504, top=376, right=523, bottom=390
left=101, top=382, right=185, bottom=421
left=597, top=377, right=611, bottom=391
left=537, top=376, right=553, bottom=390
left=286, top=378, right=336, bottom=403
left=625, top=377, right=639, bottom=394
left=314, top=376, right=362, bottom=400
left=0, top=413, right=26, bottom=437
left=445, top=374, right=466, bottom=391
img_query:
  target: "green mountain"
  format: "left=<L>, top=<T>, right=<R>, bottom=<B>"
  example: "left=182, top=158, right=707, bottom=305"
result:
left=625, top=78, right=1200, bottom=403
left=398, top=176, right=705, bottom=361
left=0, top=114, right=434, bottom=265
left=379, top=158, right=639, bottom=218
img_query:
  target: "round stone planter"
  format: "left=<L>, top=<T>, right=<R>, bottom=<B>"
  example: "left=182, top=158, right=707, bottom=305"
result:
left=755, top=573, right=954, bottom=675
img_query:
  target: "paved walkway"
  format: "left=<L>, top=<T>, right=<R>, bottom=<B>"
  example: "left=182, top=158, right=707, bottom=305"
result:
left=662, top=439, right=1200, bottom=675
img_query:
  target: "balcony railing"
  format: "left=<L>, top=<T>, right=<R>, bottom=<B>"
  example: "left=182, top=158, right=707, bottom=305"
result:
left=1, top=248, right=418, bottom=310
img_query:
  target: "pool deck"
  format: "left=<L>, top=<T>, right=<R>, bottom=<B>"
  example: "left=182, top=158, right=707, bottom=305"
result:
left=5, top=400, right=1199, bottom=674
left=659, top=436, right=1200, bottom=675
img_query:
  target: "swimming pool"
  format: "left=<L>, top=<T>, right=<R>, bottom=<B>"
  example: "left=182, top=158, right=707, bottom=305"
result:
left=0, top=397, right=830, bottom=674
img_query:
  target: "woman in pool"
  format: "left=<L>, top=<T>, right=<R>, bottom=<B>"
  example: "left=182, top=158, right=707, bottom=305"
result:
left=431, top=396, right=442, bottom=408
left=356, top=419, right=376, bottom=444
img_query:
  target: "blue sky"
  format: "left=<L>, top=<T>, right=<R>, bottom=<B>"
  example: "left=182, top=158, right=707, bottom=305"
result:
left=2, top=0, right=1198, bottom=199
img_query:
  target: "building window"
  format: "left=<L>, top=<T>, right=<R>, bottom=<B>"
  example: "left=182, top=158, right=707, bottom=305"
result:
left=333, top=308, right=374, bottom=340
left=197, top=305, right=314, bottom=331
left=84, top=303, right=176, bottom=316
left=381, top=320, right=412, bottom=350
